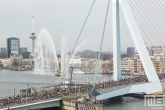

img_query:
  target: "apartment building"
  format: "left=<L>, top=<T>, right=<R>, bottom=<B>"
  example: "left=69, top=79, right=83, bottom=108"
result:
left=121, top=55, right=164, bottom=74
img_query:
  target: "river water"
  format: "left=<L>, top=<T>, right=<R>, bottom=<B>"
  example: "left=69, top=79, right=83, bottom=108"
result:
left=0, top=70, right=160, bottom=110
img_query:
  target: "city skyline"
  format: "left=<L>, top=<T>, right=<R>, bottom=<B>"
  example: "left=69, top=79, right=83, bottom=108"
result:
left=0, top=1, right=165, bottom=109
left=0, top=0, right=137, bottom=52
left=1, top=0, right=164, bottom=52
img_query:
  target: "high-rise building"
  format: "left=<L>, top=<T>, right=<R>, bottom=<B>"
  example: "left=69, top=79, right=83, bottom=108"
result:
left=19, top=47, right=27, bottom=54
left=127, top=47, right=134, bottom=57
left=150, top=46, right=165, bottom=56
left=0, top=48, right=7, bottom=58
left=0, top=48, right=6, bottom=53
left=7, top=37, right=20, bottom=58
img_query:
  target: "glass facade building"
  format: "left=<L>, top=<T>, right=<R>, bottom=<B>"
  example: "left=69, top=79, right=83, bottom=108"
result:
left=7, top=37, right=20, bottom=58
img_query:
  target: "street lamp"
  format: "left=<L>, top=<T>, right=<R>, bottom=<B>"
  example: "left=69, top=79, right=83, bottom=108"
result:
left=74, top=78, right=76, bottom=94
left=70, top=66, right=73, bottom=90
left=13, top=80, right=15, bottom=98
left=109, top=72, right=110, bottom=88
left=87, top=77, right=88, bottom=94
left=26, top=82, right=29, bottom=102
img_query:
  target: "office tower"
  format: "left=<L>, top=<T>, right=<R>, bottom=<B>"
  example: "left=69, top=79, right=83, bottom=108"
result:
left=7, top=37, right=20, bottom=58
left=127, top=47, right=134, bottom=57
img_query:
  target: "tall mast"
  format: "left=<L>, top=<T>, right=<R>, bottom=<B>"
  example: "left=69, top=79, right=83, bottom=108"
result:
left=32, top=16, right=34, bottom=33
left=29, top=16, right=36, bottom=54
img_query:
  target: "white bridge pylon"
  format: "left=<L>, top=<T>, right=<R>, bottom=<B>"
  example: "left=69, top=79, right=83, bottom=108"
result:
left=97, top=0, right=162, bottom=100
left=113, top=0, right=162, bottom=83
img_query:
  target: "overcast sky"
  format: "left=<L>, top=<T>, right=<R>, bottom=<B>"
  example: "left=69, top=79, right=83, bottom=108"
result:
left=2, top=0, right=163, bottom=52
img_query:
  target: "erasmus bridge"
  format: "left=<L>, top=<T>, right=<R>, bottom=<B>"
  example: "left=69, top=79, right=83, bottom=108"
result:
left=1, top=0, right=165, bottom=109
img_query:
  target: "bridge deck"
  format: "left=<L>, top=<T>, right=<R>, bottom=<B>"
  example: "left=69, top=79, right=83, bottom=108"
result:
left=0, top=75, right=164, bottom=109
left=1, top=98, right=62, bottom=110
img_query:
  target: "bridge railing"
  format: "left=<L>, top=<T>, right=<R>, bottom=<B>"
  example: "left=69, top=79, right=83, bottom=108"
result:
left=0, top=96, right=63, bottom=109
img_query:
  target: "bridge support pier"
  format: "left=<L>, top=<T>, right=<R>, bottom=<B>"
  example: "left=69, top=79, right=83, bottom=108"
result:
left=112, top=0, right=121, bottom=81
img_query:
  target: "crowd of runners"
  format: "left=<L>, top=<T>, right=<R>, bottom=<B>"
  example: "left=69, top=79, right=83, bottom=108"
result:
left=1, top=74, right=165, bottom=108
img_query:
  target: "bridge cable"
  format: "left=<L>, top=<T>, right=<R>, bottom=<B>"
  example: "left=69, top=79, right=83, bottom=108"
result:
left=134, top=0, right=165, bottom=46
left=131, top=0, right=161, bottom=46
left=143, top=0, right=165, bottom=42
left=155, top=0, right=165, bottom=16
left=120, top=3, right=151, bottom=47
left=162, top=0, right=165, bottom=4
left=143, top=0, right=165, bottom=54
left=136, top=0, right=165, bottom=46
left=128, top=0, right=155, bottom=46
left=93, top=0, right=110, bottom=89
left=119, top=5, right=152, bottom=48
left=57, top=0, right=96, bottom=84
left=149, top=0, right=165, bottom=41
left=119, top=7, right=132, bottom=47
left=156, top=0, right=165, bottom=14
left=130, top=0, right=164, bottom=55
left=129, top=0, right=160, bottom=46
